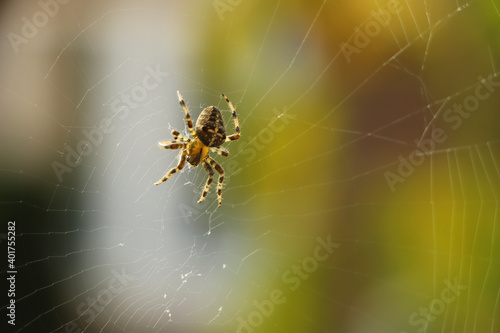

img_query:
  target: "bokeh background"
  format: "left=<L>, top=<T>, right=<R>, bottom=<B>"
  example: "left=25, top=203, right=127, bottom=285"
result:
left=1, top=0, right=500, bottom=332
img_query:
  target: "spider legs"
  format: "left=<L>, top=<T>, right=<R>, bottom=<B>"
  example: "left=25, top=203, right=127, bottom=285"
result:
left=154, top=149, right=188, bottom=185
left=222, top=93, right=240, bottom=142
left=210, top=147, right=229, bottom=157
left=198, top=160, right=214, bottom=204
left=157, top=140, right=187, bottom=150
left=171, top=130, right=189, bottom=142
left=211, top=157, right=225, bottom=207
left=177, top=91, right=197, bottom=138
left=198, top=156, right=224, bottom=207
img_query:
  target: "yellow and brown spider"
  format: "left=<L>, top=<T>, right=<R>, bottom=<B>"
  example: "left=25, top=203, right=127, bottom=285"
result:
left=155, top=91, right=240, bottom=207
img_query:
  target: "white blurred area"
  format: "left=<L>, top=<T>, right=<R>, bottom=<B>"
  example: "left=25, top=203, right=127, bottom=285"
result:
left=0, top=0, right=233, bottom=330
left=1, top=1, right=184, bottom=179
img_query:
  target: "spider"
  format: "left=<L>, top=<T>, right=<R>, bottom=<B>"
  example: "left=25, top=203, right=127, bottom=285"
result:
left=154, top=91, right=240, bottom=207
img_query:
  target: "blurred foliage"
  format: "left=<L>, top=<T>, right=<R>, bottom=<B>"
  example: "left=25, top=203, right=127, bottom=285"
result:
left=193, top=1, right=500, bottom=331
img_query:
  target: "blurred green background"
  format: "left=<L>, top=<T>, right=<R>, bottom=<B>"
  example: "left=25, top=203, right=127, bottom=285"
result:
left=1, top=0, right=500, bottom=332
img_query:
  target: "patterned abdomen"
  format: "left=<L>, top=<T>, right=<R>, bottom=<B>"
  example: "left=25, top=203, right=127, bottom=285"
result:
left=195, top=106, right=226, bottom=147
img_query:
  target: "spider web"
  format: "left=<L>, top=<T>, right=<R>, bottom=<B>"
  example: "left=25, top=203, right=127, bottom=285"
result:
left=1, top=0, right=500, bottom=332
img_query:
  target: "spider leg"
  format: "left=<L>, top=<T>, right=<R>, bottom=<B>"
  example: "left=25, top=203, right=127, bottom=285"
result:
left=207, top=156, right=224, bottom=207
left=154, top=149, right=188, bottom=185
left=177, top=91, right=197, bottom=138
left=210, top=147, right=229, bottom=157
left=171, top=129, right=190, bottom=142
left=222, top=93, right=240, bottom=142
left=198, top=160, right=214, bottom=204
left=158, top=141, right=188, bottom=150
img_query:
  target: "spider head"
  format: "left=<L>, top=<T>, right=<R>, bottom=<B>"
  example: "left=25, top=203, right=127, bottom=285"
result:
left=187, top=138, right=209, bottom=166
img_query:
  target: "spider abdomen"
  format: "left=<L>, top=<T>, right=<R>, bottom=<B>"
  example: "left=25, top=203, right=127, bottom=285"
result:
left=195, top=106, right=226, bottom=147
